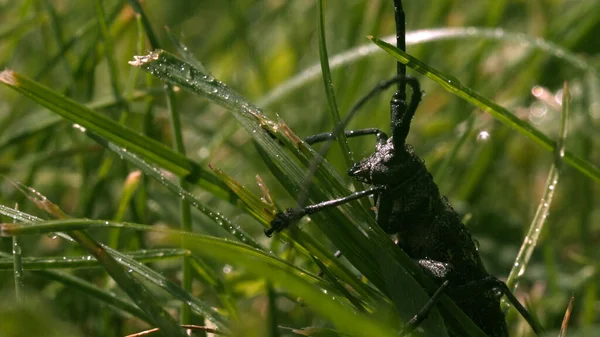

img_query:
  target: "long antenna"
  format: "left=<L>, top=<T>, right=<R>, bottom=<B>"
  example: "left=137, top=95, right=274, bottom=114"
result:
left=391, top=0, right=408, bottom=145
left=394, top=0, right=406, bottom=85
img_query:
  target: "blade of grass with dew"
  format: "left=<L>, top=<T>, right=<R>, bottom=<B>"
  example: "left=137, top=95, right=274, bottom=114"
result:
left=3, top=215, right=394, bottom=333
left=1, top=219, right=232, bottom=323
left=369, top=36, right=600, bottom=184
left=208, top=156, right=377, bottom=305
left=188, top=256, right=238, bottom=321
left=9, top=185, right=185, bottom=337
left=258, top=28, right=594, bottom=109
left=3, top=252, right=153, bottom=324
left=289, top=327, right=353, bottom=337
left=130, top=49, right=491, bottom=336
left=171, top=233, right=397, bottom=337
left=209, top=164, right=276, bottom=225
left=316, top=0, right=353, bottom=171
left=311, top=256, right=367, bottom=314
left=253, top=144, right=386, bottom=305
left=102, top=140, right=261, bottom=248
left=0, top=205, right=228, bottom=330
left=128, top=50, right=396, bottom=287
left=12, top=235, right=23, bottom=301
left=0, top=248, right=189, bottom=270
left=1, top=219, right=159, bottom=236
left=0, top=70, right=229, bottom=197
left=69, top=231, right=186, bottom=337
left=0, top=89, right=157, bottom=152
left=0, top=217, right=352, bottom=303
left=505, top=82, right=571, bottom=294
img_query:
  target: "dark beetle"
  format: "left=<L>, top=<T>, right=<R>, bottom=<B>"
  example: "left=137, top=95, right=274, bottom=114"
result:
left=266, top=1, right=541, bottom=336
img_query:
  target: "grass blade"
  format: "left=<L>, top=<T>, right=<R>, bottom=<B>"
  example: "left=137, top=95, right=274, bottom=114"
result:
left=0, top=70, right=228, bottom=196
left=369, top=36, right=600, bottom=184
left=506, top=82, right=571, bottom=292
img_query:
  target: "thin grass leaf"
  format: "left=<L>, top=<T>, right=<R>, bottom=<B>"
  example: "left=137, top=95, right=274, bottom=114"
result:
left=70, top=230, right=186, bottom=337
left=165, top=27, right=211, bottom=75
left=0, top=205, right=228, bottom=330
left=258, top=28, right=593, bottom=109
left=559, top=296, right=575, bottom=337
left=12, top=236, right=23, bottom=301
left=103, top=142, right=260, bottom=249
left=290, top=327, right=352, bottom=336
left=2, top=251, right=153, bottom=324
left=0, top=70, right=229, bottom=197
left=506, top=82, right=571, bottom=292
left=311, top=256, right=366, bottom=314
left=12, top=186, right=185, bottom=337
left=173, top=233, right=397, bottom=337
left=316, top=0, right=354, bottom=173
left=209, top=164, right=276, bottom=225
left=0, top=248, right=189, bottom=270
left=188, top=256, right=238, bottom=321
left=369, top=36, right=600, bottom=183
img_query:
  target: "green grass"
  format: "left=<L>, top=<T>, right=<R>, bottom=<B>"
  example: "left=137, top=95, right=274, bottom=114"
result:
left=1, top=1, right=599, bottom=336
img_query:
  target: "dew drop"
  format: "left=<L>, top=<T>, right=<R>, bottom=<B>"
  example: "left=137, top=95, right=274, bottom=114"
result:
left=476, top=130, right=490, bottom=142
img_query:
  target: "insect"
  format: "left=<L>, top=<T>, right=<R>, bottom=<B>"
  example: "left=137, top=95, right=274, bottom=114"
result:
left=265, top=1, right=542, bottom=336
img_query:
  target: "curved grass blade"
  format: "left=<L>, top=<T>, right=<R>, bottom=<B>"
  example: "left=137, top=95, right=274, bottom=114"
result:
left=369, top=36, right=600, bottom=184
left=69, top=230, right=186, bottom=337
left=0, top=70, right=229, bottom=197
left=172, top=234, right=397, bottom=337
left=258, top=28, right=593, bottom=109
left=104, top=142, right=260, bottom=248
left=0, top=205, right=228, bottom=329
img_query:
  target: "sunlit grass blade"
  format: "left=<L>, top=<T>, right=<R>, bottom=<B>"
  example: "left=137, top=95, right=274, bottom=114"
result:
left=0, top=70, right=228, bottom=196
left=13, top=183, right=186, bottom=337
left=316, top=0, right=353, bottom=172
left=172, top=233, right=397, bottom=337
left=209, top=164, right=276, bottom=226
left=0, top=248, right=189, bottom=270
left=288, top=327, right=352, bottom=336
left=259, top=28, right=593, bottom=109
left=104, top=142, right=260, bottom=248
left=505, top=82, right=571, bottom=293
left=0, top=250, right=153, bottom=324
left=69, top=230, right=186, bottom=337
left=369, top=36, right=600, bottom=183
left=0, top=205, right=228, bottom=329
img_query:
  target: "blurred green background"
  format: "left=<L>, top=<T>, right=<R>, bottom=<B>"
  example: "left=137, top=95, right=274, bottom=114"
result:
left=0, top=0, right=599, bottom=336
